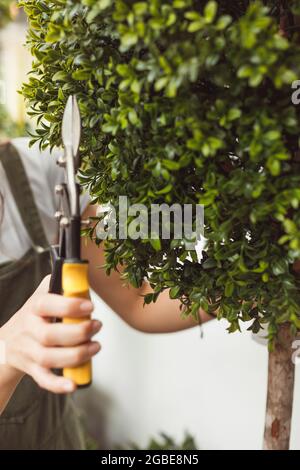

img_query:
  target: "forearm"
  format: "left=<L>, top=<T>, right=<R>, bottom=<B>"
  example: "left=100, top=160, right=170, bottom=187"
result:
left=0, top=327, right=23, bottom=415
left=115, top=286, right=214, bottom=334
left=89, top=263, right=213, bottom=333
left=0, top=316, right=24, bottom=413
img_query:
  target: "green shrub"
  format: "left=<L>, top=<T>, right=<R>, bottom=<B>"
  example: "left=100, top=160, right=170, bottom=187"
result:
left=131, top=432, right=198, bottom=450
left=21, top=0, right=300, bottom=341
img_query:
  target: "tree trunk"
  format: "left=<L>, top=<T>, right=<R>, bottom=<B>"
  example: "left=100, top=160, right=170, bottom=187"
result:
left=263, top=324, right=296, bottom=450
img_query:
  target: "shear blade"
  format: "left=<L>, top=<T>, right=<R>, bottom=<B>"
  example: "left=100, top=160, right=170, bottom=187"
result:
left=62, top=95, right=81, bottom=166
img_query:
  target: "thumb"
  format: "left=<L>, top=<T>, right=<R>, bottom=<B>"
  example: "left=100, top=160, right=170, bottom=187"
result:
left=36, top=275, right=52, bottom=293
left=25, top=275, right=52, bottom=307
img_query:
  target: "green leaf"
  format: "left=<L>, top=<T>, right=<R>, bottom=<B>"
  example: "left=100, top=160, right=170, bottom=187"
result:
left=228, top=108, right=241, bottom=121
left=155, top=77, right=169, bottom=91
left=204, top=1, right=218, bottom=23
left=156, top=184, right=173, bottom=195
left=72, top=70, right=90, bottom=80
left=225, top=281, right=234, bottom=297
left=188, top=20, right=204, bottom=32
left=52, top=71, right=68, bottom=82
left=150, top=238, right=162, bottom=251
left=271, top=259, right=288, bottom=276
left=121, top=33, right=138, bottom=48
left=170, top=286, right=181, bottom=299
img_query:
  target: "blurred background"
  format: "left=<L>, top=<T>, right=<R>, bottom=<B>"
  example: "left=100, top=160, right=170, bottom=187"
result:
left=0, top=6, right=28, bottom=137
left=1, top=6, right=300, bottom=451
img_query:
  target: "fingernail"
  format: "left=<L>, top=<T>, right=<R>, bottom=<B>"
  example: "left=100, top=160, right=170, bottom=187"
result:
left=92, top=320, right=102, bottom=333
left=89, top=342, right=100, bottom=354
left=80, top=301, right=94, bottom=312
left=63, top=381, right=75, bottom=392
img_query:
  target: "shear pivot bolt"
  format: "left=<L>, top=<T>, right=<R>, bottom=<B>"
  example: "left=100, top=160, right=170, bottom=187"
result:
left=81, top=218, right=91, bottom=227
left=57, top=156, right=66, bottom=167
left=55, top=184, right=64, bottom=195
left=55, top=211, right=63, bottom=220
left=60, top=217, right=70, bottom=228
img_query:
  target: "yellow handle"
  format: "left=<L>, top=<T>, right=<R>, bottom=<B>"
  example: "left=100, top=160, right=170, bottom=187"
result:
left=62, top=261, right=92, bottom=387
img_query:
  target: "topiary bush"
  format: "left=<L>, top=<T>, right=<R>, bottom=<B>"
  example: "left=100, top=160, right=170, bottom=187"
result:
left=21, top=0, right=300, bottom=449
left=21, top=0, right=300, bottom=338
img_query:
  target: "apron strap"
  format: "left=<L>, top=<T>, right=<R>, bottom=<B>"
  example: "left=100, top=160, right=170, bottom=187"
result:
left=0, top=142, right=49, bottom=252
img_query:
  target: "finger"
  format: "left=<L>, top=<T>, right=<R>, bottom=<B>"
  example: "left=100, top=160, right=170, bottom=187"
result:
left=30, top=364, right=76, bottom=394
left=32, top=294, right=94, bottom=319
left=34, top=319, right=102, bottom=347
left=30, top=341, right=101, bottom=369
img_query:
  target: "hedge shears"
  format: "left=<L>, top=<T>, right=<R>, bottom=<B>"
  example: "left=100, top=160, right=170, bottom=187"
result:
left=49, top=95, right=92, bottom=388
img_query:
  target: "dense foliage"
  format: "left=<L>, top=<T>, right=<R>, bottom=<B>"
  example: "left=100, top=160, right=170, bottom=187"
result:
left=21, top=0, right=300, bottom=341
left=130, top=433, right=197, bottom=450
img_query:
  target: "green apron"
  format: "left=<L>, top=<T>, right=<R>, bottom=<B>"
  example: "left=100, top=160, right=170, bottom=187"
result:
left=0, top=142, right=86, bottom=450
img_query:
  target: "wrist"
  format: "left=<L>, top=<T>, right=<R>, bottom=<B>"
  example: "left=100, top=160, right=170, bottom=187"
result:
left=0, top=364, right=24, bottom=388
left=0, top=358, right=24, bottom=417
left=0, top=328, right=24, bottom=386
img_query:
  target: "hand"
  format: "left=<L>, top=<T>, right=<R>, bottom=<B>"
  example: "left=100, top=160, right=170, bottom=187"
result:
left=0, top=276, right=101, bottom=394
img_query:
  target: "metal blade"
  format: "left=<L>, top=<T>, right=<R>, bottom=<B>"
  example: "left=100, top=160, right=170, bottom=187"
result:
left=62, top=95, right=81, bottom=167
